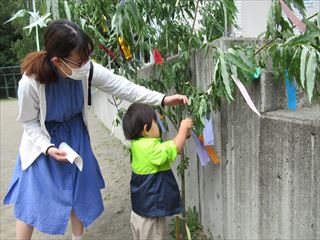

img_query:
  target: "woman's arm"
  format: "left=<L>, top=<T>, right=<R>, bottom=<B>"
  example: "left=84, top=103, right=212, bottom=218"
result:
left=91, top=62, right=164, bottom=105
left=162, top=95, right=189, bottom=106
left=17, top=77, right=66, bottom=161
left=91, top=62, right=189, bottom=106
left=17, top=77, right=54, bottom=154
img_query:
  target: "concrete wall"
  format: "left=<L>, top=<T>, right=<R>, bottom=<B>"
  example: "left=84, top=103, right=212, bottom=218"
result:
left=260, top=109, right=320, bottom=239
left=91, top=38, right=320, bottom=239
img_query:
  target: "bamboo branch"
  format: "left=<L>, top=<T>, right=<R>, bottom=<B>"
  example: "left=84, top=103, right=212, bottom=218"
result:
left=254, top=13, right=318, bottom=56
left=191, top=0, right=201, bottom=35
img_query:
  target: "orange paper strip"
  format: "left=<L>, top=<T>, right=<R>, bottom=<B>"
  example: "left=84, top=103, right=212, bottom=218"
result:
left=199, top=135, right=220, bottom=165
left=205, top=145, right=220, bottom=165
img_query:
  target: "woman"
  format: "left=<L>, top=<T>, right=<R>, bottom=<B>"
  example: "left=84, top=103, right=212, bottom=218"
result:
left=3, top=19, right=188, bottom=240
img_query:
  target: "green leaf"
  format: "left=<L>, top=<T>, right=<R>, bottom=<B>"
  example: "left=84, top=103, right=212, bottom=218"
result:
left=306, top=49, right=317, bottom=103
left=237, top=49, right=255, bottom=69
left=219, top=51, right=233, bottom=100
left=225, top=49, right=252, bottom=73
left=198, top=98, right=207, bottom=126
left=285, top=31, right=320, bottom=46
left=291, top=0, right=306, bottom=17
left=88, top=25, right=106, bottom=43
left=299, top=46, right=308, bottom=88
left=212, top=58, right=219, bottom=84
left=266, top=1, right=277, bottom=37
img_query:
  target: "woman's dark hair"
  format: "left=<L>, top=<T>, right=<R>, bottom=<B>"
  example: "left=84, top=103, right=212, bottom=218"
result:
left=21, top=19, right=94, bottom=84
left=122, top=103, right=157, bottom=140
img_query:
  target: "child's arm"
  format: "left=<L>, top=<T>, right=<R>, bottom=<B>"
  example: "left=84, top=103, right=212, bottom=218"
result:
left=173, top=118, right=193, bottom=153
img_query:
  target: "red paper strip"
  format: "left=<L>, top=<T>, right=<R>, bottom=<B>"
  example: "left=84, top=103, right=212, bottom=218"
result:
left=98, top=44, right=117, bottom=61
left=152, top=48, right=164, bottom=64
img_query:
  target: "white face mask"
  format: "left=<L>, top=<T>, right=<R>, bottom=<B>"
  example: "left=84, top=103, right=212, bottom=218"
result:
left=60, top=59, right=90, bottom=80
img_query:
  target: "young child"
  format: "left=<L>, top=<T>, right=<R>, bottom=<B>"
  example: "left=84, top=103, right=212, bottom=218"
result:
left=122, top=103, right=193, bottom=240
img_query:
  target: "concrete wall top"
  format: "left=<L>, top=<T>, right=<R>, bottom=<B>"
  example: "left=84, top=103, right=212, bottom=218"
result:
left=265, top=106, right=320, bottom=126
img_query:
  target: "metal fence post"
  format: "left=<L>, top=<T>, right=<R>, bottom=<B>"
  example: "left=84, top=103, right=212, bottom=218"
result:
left=0, top=66, right=21, bottom=99
left=4, top=74, right=9, bottom=98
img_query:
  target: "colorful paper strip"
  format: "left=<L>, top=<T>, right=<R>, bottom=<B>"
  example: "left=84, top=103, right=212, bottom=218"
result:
left=192, top=131, right=211, bottom=166
left=98, top=44, right=117, bottom=61
left=279, top=0, right=306, bottom=33
left=285, top=70, right=297, bottom=111
left=152, top=48, right=164, bottom=65
left=156, top=112, right=166, bottom=134
left=199, top=135, right=220, bottom=165
left=231, top=75, right=261, bottom=117
left=203, top=118, right=214, bottom=146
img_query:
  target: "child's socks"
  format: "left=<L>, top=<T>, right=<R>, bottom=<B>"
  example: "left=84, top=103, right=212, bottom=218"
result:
left=72, top=234, right=82, bottom=240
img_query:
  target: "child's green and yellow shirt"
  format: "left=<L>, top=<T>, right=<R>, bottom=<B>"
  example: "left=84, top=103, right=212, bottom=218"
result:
left=130, top=138, right=183, bottom=217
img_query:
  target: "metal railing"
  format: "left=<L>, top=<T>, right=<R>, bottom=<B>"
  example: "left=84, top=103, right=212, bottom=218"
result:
left=0, top=66, right=21, bottom=99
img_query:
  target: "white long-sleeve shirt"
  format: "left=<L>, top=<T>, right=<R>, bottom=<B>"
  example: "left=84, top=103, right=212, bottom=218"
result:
left=17, top=61, right=164, bottom=170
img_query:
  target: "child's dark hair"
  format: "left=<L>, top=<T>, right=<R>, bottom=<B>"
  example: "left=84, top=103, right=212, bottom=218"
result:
left=122, top=103, right=157, bottom=140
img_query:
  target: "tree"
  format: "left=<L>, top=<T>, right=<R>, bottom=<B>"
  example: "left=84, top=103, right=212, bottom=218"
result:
left=0, top=0, right=60, bottom=66
left=0, top=0, right=27, bottom=66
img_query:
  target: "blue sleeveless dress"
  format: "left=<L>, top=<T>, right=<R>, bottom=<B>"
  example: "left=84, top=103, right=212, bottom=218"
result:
left=4, top=74, right=105, bottom=235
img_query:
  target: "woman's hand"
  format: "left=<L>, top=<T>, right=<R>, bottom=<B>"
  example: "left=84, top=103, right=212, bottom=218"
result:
left=47, top=147, right=68, bottom=162
left=163, top=94, right=188, bottom=106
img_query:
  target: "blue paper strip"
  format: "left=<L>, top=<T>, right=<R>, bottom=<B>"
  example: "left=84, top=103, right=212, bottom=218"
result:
left=203, top=118, right=214, bottom=146
left=156, top=113, right=166, bottom=134
left=285, top=70, right=296, bottom=111
left=192, top=131, right=210, bottom=166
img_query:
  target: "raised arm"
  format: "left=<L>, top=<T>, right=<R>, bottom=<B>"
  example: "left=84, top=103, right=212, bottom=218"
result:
left=91, top=62, right=164, bottom=105
left=173, top=118, right=193, bottom=153
left=91, top=62, right=188, bottom=106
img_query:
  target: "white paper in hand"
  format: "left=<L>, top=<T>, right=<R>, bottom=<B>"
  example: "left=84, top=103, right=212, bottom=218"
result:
left=59, top=142, right=83, bottom=171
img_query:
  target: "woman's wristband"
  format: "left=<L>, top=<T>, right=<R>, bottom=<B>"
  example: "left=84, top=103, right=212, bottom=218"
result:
left=45, top=145, right=55, bottom=155
left=161, top=95, right=166, bottom=107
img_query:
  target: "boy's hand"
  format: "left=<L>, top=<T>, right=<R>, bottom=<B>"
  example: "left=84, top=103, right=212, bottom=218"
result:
left=174, top=118, right=193, bottom=153
left=186, top=129, right=192, bottom=139
left=181, top=118, right=193, bottom=139
left=180, top=118, right=193, bottom=132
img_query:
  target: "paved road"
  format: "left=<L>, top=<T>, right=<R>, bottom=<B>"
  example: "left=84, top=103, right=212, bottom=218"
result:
left=0, top=99, right=132, bottom=240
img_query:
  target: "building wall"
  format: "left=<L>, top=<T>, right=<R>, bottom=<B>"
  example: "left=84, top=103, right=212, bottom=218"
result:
left=233, top=0, right=319, bottom=37
left=234, top=0, right=272, bottom=37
